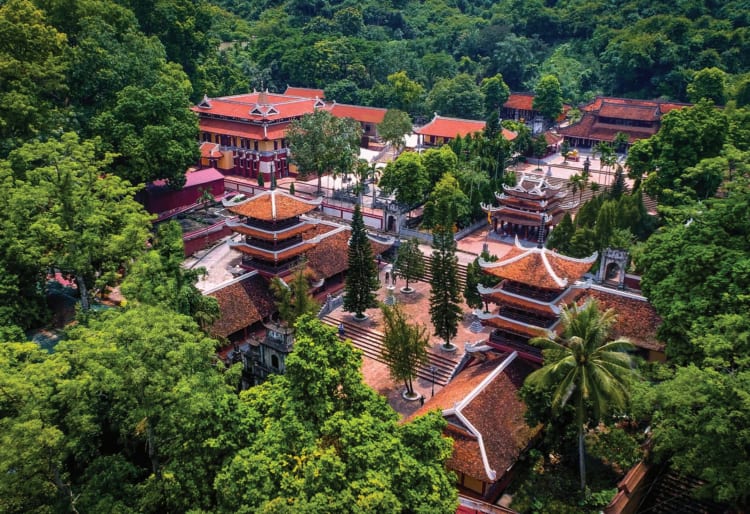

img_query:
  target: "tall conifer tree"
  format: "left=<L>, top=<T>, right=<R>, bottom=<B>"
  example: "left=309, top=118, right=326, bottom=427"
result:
left=429, top=211, right=463, bottom=350
left=344, top=203, right=380, bottom=319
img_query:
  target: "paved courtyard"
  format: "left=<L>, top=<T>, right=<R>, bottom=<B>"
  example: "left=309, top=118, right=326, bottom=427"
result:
left=325, top=226, right=519, bottom=419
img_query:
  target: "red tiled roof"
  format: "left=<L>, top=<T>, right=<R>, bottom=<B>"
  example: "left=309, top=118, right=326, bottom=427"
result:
left=482, top=316, right=548, bottom=339
left=227, top=189, right=321, bottom=221
left=587, top=289, right=664, bottom=352
left=199, top=142, right=223, bottom=159
left=559, top=113, right=657, bottom=143
left=232, top=241, right=312, bottom=262
left=229, top=221, right=312, bottom=241
left=192, top=92, right=318, bottom=122
left=544, top=131, right=564, bottom=145
left=184, top=167, right=224, bottom=187
left=502, top=128, right=518, bottom=141
left=328, top=103, right=387, bottom=124
left=480, top=240, right=597, bottom=290
left=198, top=118, right=287, bottom=140
left=150, top=166, right=224, bottom=188
left=208, top=274, right=275, bottom=338
left=284, top=86, right=325, bottom=99
left=303, top=225, right=393, bottom=280
left=408, top=354, right=541, bottom=484
left=416, top=115, right=486, bottom=139
left=503, top=93, right=535, bottom=111
left=599, top=102, right=659, bottom=121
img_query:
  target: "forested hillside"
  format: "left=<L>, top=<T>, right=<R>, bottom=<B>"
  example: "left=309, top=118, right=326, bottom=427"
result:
left=208, top=0, right=750, bottom=114
left=2, top=0, right=750, bottom=512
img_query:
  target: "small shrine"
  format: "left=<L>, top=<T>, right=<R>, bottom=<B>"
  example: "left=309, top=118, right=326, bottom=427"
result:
left=224, top=189, right=324, bottom=277
left=241, top=321, right=295, bottom=388
left=474, top=237, right=597, bottom=362
left=481, top=173, right=578, bottom=244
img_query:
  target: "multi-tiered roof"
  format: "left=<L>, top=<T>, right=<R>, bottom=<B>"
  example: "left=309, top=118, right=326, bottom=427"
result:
left=475, top=237, right=597, bottom=362
left=482, top=174, right=578, bottom=241
left=224, top=189, right=324, bottom=276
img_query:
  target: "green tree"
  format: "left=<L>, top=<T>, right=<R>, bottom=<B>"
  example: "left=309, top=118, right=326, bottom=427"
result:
left=7, top=133, right=153, bottom=311
left=380, top=304, right=430, bottom=398
left=640, top=175, right=750, bottom=363
left=640, top=100, right=728, bottom=206
left=533, top=74, right=564, bottom=123
left=608, top=164, right=628, bottom=200
left=648, top=365, right=750, bottom=510
left=613, top=132, right=630, bottom=154
left=344, top=203, right=380, bottom=319
left=269, top=264, right=320, bottom=328
left=372, top=70, right=425, bottom=113
left=287, top=109, right=362, bottom=194
left=423, top=173, right=470, bottom=229
left=464, top=256, right=497, bottom=312
left=546, top=212, right=575, bottom=254
left=480, top=73, right=511, bottom=118
left=560, top=139, right=572, bottom=162
left=593, top=142, right=617, bottom=187
left=379, top=151, right=429, bottom=207
left=568, top=172, right=588, bottom=204
left=426, top=73, right=484, bottom=119
left=0, top=342, right=71, bottom=512
left=0, top=0, right=68, bottom=157
left=91, top=62, right=200, bottom=188
left=65, top=305, right=244, bottom=512
left=422, top=145, right=458, bottom=186
left=531, top=135, right=548, bottom=169
left=378, top=109, right=412, bottom=158
left=0, top=306, right=246, bottom=513
left=429, top=210, right=463, bottom=351
left=121, top=221, right=219, bottom=331
left=525, top=299, right=635, bottom=490
left=214, top=316, right=457, bottom=513
left=687, top=67, right=727, bottom=105
left=393, top=238, right=425, bottom=293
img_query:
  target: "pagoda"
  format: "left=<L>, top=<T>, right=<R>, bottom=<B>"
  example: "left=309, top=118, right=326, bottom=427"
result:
left=481, top=173, right=578, bottom=244
left=224, top=189, right=327, bottom=277
left=474, top=237, right=597, bottom=362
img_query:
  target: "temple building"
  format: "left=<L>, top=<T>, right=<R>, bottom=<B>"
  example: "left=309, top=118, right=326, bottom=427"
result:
left=474, top=237, right=598, bottom=363
left=223, top=186, right=391, bottom=282
left=559, top=96, right=690, bottom=148
left=191, top=88, right=386, bottom=180
left=415, top=113, right=517, bottom=148
left=481, top=173, right=578, bottom=244
left=408, top=351, right=541, bottom=503
left=223, top=188, right=327, bottom=277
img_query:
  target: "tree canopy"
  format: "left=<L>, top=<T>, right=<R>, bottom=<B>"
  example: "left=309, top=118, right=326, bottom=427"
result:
left=286, top=109, right=362, bottom=193
left=214, top=316, right=458, bottom=513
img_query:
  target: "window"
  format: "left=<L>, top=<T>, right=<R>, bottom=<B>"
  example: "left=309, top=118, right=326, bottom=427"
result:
left=271, top=354, right=279, bottom=369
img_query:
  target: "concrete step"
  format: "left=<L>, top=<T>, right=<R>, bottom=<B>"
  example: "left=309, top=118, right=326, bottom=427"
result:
left=321, top=315, right=459, bottom=386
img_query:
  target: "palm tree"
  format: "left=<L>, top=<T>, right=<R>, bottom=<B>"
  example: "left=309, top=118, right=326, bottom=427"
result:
left=568, top=173, right=586, bottom=204
left=594, top=142, right=616, bottom=187
left=525, top=299, right=635, bottom=491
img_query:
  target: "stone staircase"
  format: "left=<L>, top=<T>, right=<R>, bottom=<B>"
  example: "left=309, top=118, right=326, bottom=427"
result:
left=419, top=256, right=468, bottom=290
left=321, top=314, right=460, bottom=386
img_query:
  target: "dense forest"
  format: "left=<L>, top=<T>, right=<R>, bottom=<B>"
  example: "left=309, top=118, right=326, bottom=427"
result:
left=2, top=0, right=750, bottom=511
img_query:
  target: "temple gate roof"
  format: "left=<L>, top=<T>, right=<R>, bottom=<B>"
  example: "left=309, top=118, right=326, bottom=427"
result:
left=479, top=237, right=597, bottom=290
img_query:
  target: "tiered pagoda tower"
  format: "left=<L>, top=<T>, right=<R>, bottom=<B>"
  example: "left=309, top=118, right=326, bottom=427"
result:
left=474, top=237, right=597, bottom=362
left=481, top=173, right=578, bottom=243
left=224, top=189, right=329, bottom=277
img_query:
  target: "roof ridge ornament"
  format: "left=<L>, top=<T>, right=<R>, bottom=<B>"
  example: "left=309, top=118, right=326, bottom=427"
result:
left=198, top=94, right=212, bottom=108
